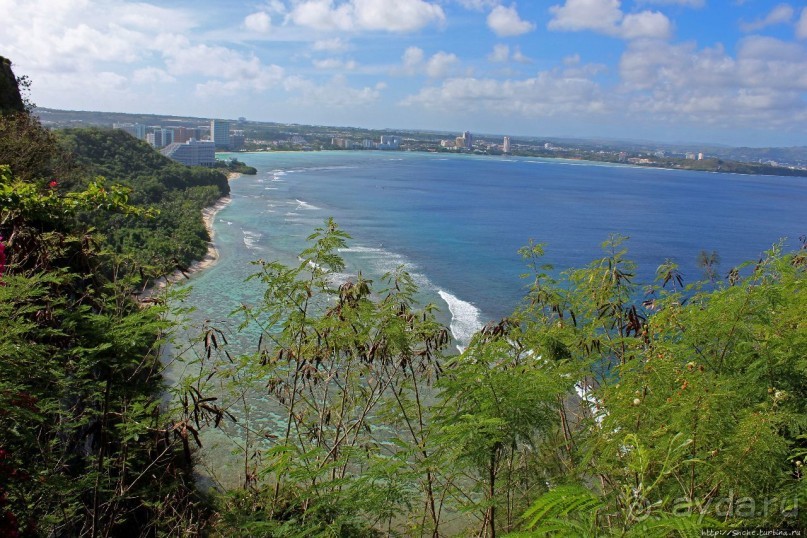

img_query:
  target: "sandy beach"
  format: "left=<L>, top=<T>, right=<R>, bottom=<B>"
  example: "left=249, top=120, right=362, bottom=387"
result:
left=139, top=172, right=241, bottom=297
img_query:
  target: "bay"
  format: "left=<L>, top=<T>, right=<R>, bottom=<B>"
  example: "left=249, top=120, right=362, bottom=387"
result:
left=180, top=150, right=806, bottom=349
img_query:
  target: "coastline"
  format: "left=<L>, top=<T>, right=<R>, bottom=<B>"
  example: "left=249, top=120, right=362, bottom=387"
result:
left=140, top=172, right=241, bottom=297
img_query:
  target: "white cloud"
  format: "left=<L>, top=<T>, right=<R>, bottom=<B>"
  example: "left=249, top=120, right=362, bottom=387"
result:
left=488, top=44, right=511, bottom=62
left=618, top=36, right=807, bottom=126
left=511, top=46, right=531, bottom=63
left=284, top=74, right=383, bottom=106
left=796, top=7, right=807, bottom=39
left=401, top=67, right=607, bottom=117
left=0, top=0, right=201, bottom=108
left=312, top=37, right=350, bottom=51
left=488, top=43, right=531, bottom=63
left=163, top=42, right=285, bottom=93
left=548, top=0, right=623, bottom=34
left=288, top=0, right=445, bottom=32
left=401, top=46, right=425, bottom=74
left=620, top=11, right=673, bottom=39
left=313, top=58, right=358, bottom=70
left=426, top=52, right=460, bottom=77
left=548, top=0, right=672, bottom=40
left=244, top=11, right=272, bottom=32
left=453, top=0, right=499, bottom=10
left=487, top=5, right=536, bottom=36
left=637, top=0, right=704, bottom=7
left=739, top=4, right=793, bottom=33
left=396, top=47, right=460, bottom=77
left=132, top=66, right=176, bottom=84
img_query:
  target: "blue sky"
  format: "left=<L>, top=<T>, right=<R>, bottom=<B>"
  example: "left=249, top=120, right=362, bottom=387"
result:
left=2, top=0, right=807, bottom=146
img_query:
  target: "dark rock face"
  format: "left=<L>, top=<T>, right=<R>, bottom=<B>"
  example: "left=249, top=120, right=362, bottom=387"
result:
left=0, top=56, right=25, bottom=114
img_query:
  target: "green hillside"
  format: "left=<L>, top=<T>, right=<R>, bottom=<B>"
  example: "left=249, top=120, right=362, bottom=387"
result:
left=56, top=127, right=230, bottom=280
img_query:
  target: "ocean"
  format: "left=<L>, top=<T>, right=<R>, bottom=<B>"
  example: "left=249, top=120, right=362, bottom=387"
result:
left=178, top=150, right=806, bottom=350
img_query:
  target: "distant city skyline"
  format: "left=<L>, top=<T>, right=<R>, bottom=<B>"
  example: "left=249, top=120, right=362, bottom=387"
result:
left=3, top=0, right=807, bottom=147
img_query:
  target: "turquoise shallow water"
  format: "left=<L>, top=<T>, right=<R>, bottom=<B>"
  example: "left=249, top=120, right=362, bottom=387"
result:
left=178, top=150, right=806, bottom=350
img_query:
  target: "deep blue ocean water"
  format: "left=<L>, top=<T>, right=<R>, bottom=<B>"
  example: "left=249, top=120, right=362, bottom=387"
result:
left=180, top=150, right=806, bottom=349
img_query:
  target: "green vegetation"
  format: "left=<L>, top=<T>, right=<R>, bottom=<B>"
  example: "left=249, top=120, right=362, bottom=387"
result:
left=0, top=62, right=226, bottom=535
left=214, top=157, right=257, bottom=175
left=3, top=60, right=805, bottom=536
left=56, top=127, right=230, bottom=280
left=175, top=230, right=805, bottom=537
left=0, top=168, right=211, bottom=535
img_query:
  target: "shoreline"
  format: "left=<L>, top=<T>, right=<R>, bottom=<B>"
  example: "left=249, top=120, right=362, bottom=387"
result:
left=236, top=148, right=807, bottom=179
left=140, top=172, right=241, bottom=298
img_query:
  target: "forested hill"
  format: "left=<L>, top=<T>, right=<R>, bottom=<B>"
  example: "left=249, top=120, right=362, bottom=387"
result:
left=58, top=127, right=230, bottom=197
left=55, top=127, right=230, bottom=278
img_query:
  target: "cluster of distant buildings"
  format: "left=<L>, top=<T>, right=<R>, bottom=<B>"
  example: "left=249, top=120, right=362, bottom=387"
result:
left=113, top=119, right=244, bottom=167
left=331, top=135, right=401, bottom=150
left=114, top=120, right=516, bottom=166
left=439, top=132, right=512, bottom=153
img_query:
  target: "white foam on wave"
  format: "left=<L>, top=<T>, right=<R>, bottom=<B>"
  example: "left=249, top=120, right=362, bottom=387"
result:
left=337, top=245, right=484, bottom=349
left=294, top=199, right=320, bottom=210
left=438, top=290, right=483, bottom=352
left=264, top=187, right=278, bottom=190
left=338, top=246, right=415, bottom=275
left=242, top=230, right=262, bottom=250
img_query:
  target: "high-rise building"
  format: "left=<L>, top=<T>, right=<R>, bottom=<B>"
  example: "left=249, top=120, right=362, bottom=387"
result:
left=160, top=139, right=216, bottom=167
left=146, top=128, right=173, bottom=148
left=210, top=119, right=231, bottom=150
left=230, top=130, right=245, bottom=151
left=503, top=136, right=511, bottom=154
left=378, top=135, right=400, bottom=150
left=113, top=122, right=146, bottom=140
left=463, top=131, right=473, bottom=149
left=172, top=127, right=202, bottom=144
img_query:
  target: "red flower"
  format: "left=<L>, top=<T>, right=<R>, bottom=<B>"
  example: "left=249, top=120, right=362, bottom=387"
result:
left=48, top=180, right=58, bottom=188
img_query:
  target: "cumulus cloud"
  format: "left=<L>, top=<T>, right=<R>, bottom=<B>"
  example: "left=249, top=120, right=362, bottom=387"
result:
left=426, top=52, right=460, bottom=77
left=487, top=5, right=536, bottom=36
left=488, top=44, right=511, bottom=62
left=0, top=0, right=203, bottom=110
left=618, top=36, right=807, bottom=126
left=244, top=11, right=272, bottom=32
left=488, top=44, right=531, bottom=63
left=396, top=47, right=459, bottom=77
left=739, top=4, right=793, bottom=33
left=284, top=74, right=383, bottom=106
left=288, top=0, right=445, bottom=32
left=401, top=46, right=426, bottom=74
left=401, top=65, right=607, bottom=117
left=548, top=0, right=672, bottom=40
